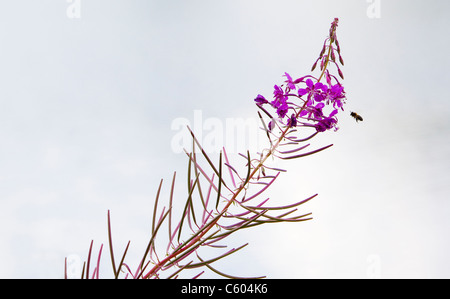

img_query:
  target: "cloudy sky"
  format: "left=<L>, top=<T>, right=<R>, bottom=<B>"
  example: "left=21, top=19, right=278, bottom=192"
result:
left=1, top=0, right=449, bottom=278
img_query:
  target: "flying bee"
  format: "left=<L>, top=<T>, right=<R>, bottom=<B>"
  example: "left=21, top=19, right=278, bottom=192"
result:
left=350, top=111, right=363, bottom=122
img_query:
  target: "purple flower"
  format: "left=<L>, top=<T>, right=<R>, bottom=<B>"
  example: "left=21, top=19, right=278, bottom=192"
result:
left=293, top=75, right=312, bottom=84
left=314, top=116, right=337, bottom=132
left=304, top=102, right=324, bottom=120
left=310, top=105, right=324, bottom=119
left=273, top=85, right=286, bottom=103
left=287, top=113, right=297, bottom=127
left=329, top=84, right=344, bottom=100
left=276, top=102, right=289, bottom=119
left=298, top=79, right=328, bottom=102
left=329, top=109, right=338, bottom=118
left=254, top=94, right=268, bottom=105
left=297, top=79, right=313, bottom=96
left=315, top=82, right=328, bottom=93
left=284, top=72, right=296, bottom=90
left=271, top=85, right=290, bottom=118
left=314, top=90, right=326, bottom=102
left=327, top=84, right=345, bottom=109
left=268, top=119, right=274, bottom=131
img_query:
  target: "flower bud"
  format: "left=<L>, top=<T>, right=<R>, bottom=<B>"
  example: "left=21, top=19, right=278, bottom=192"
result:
left=335, top=39, right=340, bottom=51
left=320, top=57, right=325, bottom=71
left=338, top=68, right=344, bottom=79
left=325, top=71, right=332, bottom=86
left=311, top=60, right=318, bottom=71
left=339, top=54, right=344, bottom=66
left=319, top=43, right=327, bottom=57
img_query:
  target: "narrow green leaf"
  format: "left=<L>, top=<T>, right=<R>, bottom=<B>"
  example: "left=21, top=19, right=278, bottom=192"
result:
left=152, top=179, right=164, bottom=234
left=165, top=229, right=221, bottom=268
left=187, top=126, right=227, bottom=188
left=243, top=151, right=251, bottom=186
left=184, top=149, right=219, bottom=193
left=187, top=152, right=192, bottom=202
left=257, top=111, right=273, bottom=146
left=168, top=172, right=176, bottom=242
left=85, top=240, right=94, bottom=279
left=165, top=261, right=194, bottom=279
left=256, top=102, right=274, bottom=119
left=186, top=243, right=249, bottom=269
left=196, top=255, right=266, bottom=279
left=177, top=174, right=200, bottom=243
left=277, top=144, right=310, bottom=155
left=192, top=151, right=207, bottom=212
left=107, top=210, right=117, bottom=278
left=209, top=210, right=268, bottom=240
left=222, top=147, right=237, bottom=188
left=115, top=241, right=130, bottom=279
left=81, top=261, right=86, bottom=279
left=246, top=194, right=317, bottom=211
left=215, top=152, right=222, bottom=209
left=279, top=144, right=333, bottom=159
left=137, top=207, right=172, bottom=279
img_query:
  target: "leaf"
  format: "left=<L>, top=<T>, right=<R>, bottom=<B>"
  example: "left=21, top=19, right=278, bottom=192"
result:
left=215, top=152, right=222, bottom=209
left=241, top=172, right=280, bottom=203
left=187, top=126, right=227, bottom=189
left=165, top=261, right=194, bottom=279
left=257, top=111, right=273, bottom=146
left=196, top=254, right=266, bottom=279
left=185, top=243, right=249, bottom=269
left=256, top=102, right=274, bottom=119
left=279, top=144, right=333, bottom=159
left=246, top=194, right=317, bottom=211
left=152, top=179, right=164, bottom=235
left=168, top=172, right=176, bottom=245
left=107, top=210, right=117, bottom=278
left=93, top=244, right=103, bottom=279
left=242, top=151, right=252, bottom=186
left=178, top=174, right=200, bottom=243
left=165, top=230, right=221, bottom=268
left=184, top=149, right=219, bottom=193
left=222, top=147, right=237, bottom=188
left=115, top=241, right=130, bottom=279
left=85, top=240, right=93, bottom=279
left=210, top=209, right=268, bottom=238
left=137, top=207, right=172, bottom=279
left=277, top=144, right=310, bottom=155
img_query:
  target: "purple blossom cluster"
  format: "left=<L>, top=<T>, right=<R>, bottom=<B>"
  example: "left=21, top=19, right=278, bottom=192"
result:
left=255, top=18, right=346, bottom=133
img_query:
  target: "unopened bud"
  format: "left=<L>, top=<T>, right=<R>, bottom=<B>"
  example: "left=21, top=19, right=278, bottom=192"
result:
left=319, top=43, right=327, bottom=57
left=338, top=68, right=344, bottom=79
left=325, top=71, right=332, bottom=86
left=311, top=60, right=318, bottom=72
left=335, top=39, right=341, bottom=53
left=339, top=54, right=344, bottom=66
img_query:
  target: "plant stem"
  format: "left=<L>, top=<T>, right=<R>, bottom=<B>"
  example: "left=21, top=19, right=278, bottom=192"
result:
left=142, top=98, right=312, bottom=278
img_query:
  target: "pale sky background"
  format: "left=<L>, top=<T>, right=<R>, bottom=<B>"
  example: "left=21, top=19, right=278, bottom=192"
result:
left=1, top=0, right=450, bottom=278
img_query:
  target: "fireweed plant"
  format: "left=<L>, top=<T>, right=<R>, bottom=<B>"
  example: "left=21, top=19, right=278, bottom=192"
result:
left=65, top=18, right=347, bottom=279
